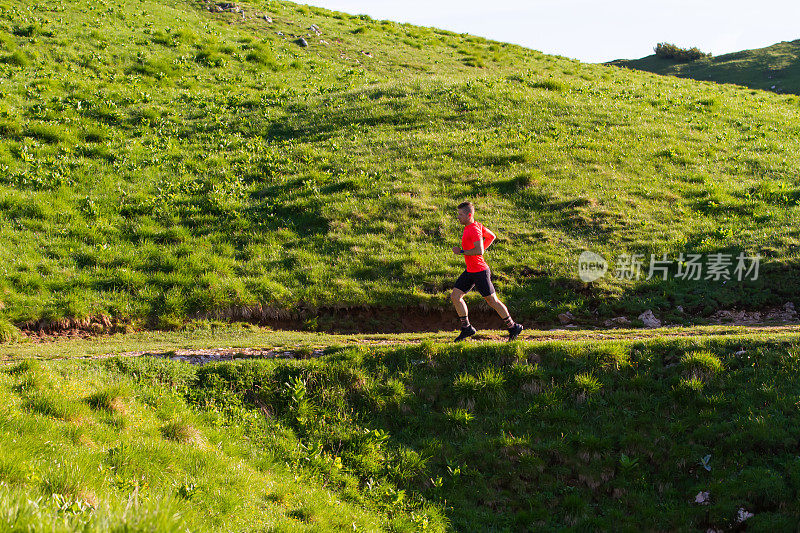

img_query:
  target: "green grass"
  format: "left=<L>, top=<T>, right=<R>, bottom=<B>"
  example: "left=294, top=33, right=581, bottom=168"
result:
left=3, top=332, right=800, bottom=530
left=609, top=38, right=800, bottom=95
left=0, top=356, right=419, bottom=532
left=0, top=0, right=798, bottom=331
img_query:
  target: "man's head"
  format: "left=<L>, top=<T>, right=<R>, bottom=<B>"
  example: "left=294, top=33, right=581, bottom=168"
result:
left=457, top=201, right=474, bottom=226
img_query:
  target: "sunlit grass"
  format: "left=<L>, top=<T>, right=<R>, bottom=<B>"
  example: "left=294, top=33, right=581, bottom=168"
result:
left=2, top=331, right=800, bottom=529
left=0, top=0, right=797, bottom=332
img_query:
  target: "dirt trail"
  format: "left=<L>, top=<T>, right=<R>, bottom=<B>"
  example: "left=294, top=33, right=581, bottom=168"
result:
left=96, top=324, right=800, bottom=365
left=4, top=324, right=800, bottom=367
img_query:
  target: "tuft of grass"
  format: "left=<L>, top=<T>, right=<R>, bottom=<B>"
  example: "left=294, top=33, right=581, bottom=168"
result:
left=595, top=343, right=632, bottom=370
left=245, top=43, right=279, bottom=70
left=287, top=506, right=314, bottom=523
left=79, top=126, right=107, bottom=143
left=0, top=319, right=19, bottom=343
left=194, top=45, right=226, bottom=67
left=0, top=120, right=23, bottom=139
left=4, top=359, right=40, bottom=375
left=25, top=123, right=70, bottom=144
left=679, top=376, right=704, bottom=392
left=444, top=407, right=474, bottom=426
left=0, top=49, right=30, bottom=66
left=160, top=419, right=202, bottom=445
left=12, top=25, right=38, bottom=38
left=25, top=392, right=90, bottom=423
left=512, top=172, right=537, bottom=190
left=574, top=372, right=602, bottom=395
left=128, top=56, right=182, bottom=78
left=0, top=458, right=27, bottom=486
left=680, top=350, right=723, bottom=380
left=453, top=366, right=507, bottom=406
left=85, top=384, right=131, bottom=414
left=530, top=78, right=567, bottom=91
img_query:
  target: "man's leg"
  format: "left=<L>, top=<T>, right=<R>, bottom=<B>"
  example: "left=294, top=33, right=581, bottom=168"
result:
left=450, top=288, right=469, bottom=321
left=450, top=286, right=477, bottom=341
left=484, top=293, right=513, bottom=325
left=483, top=293, right=524, bottom=341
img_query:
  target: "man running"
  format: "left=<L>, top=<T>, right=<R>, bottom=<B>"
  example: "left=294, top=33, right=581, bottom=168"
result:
left=450, top=201, right=524, bottom=342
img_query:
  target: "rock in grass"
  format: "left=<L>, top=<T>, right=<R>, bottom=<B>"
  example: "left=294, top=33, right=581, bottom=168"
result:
left=694, top=491, right=710, bottom=505
left=296, top=37, right=308, bottom=48
left=214, top=2, right=241, bottom=13
left=604, top=316, right=631, bottom=327
left=638, top=309, right=661, bottom=328
left=557, top=312, right=575, bottom=325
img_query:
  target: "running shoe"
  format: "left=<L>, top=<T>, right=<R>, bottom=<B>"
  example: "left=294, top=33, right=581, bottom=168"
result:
left=454, top=325, right=477, bottom=342
left=507, top=323, right=524, bottom=342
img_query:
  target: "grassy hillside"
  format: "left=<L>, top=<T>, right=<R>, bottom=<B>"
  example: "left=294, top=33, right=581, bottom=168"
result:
left=3, top=333, right=800, bottom=530
left=1, top=0, right=800, bottom=332
left=609, top=39, right=800, bottom=95
left=0, top=357, right=446, bottom=531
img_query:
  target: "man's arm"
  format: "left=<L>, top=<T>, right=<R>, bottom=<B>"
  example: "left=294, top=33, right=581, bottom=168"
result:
left=483, top=228, right=496, bottom=250
left=452, top=238, right=484, bottom=255
left=463, top=238, right=484, bottom=256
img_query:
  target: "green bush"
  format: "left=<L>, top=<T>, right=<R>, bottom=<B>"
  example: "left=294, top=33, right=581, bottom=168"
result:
left=654, top=42, right=709, bottom=62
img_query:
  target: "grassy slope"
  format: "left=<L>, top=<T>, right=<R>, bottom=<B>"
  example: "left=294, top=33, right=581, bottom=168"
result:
left=0, top=0, right=799, bottom=331
left=3, top=333, right=800, bottom=530
left=0, top=357, right=446, bottom=531
left=608, top=39, right=800, bottom=95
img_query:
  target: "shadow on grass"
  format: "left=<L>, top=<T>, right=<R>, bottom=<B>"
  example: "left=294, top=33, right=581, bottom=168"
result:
left=472, top=179, right=624, bottom=247
left=179, top=337, right=800, bottom=530
left=537, top=240, right=800, bottom=325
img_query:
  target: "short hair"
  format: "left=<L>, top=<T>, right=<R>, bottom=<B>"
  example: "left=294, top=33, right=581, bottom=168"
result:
left=457, top=201, right=474, bottom=215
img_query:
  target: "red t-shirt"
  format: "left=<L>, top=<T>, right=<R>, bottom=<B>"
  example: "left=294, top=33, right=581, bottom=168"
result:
left=462, top=222, right=495, bottom=272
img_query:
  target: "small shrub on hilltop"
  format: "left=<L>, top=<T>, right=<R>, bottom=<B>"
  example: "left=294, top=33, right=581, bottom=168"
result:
left=654, top=42, right=709, bottom=62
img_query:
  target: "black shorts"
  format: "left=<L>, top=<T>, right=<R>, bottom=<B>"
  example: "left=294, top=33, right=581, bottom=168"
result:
left=454, top=269, right=495, bottom=297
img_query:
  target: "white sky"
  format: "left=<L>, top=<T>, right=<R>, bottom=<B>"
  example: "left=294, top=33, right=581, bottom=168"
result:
left=300, top=0, right=800, bottom=63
